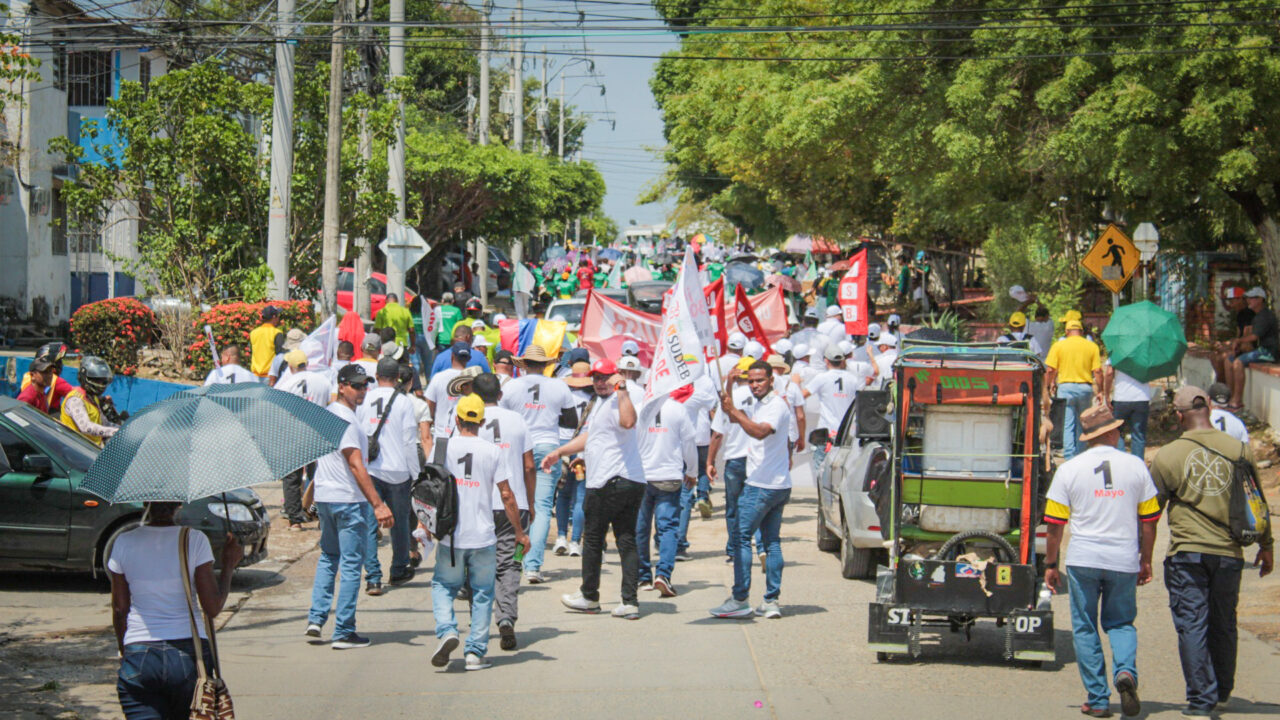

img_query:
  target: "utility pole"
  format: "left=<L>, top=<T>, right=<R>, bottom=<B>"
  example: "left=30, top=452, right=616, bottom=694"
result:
left=478, top=1, right=491, bottom=146
left=512, top=0, right=523, bottom=152
left=319, top=0, right=346, bottom=318
left=385, top=0, right=408, bottom=302
left=266, top=0, right=296, bottom=300
left=557, top=74, right=564, bottom=160
left=539, top=50, right=547, bottom=155
left=353, top=4, right=374, bottom=318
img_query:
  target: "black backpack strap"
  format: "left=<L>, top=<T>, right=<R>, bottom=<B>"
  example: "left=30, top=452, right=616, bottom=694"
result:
left=371, top=390, right=401, bottom=447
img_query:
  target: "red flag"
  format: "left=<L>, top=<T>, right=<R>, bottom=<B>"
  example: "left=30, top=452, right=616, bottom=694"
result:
left=733, top=283, right=773, bottom=356
left=706, top=278, right=728, bottom=353
left=839, top=249, right=869, bottom=336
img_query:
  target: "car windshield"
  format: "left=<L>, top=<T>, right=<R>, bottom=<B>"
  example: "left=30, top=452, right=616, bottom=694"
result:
left=631, top=284, right=670, bottom=302
left=548, top=303, right=585, bottom=324
left=2, top=405, right=99, bottom=472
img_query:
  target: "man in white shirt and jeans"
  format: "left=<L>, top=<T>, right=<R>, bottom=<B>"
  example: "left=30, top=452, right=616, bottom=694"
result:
left=1043, top=404, right=1161, bottom=718
left=709, top=359, right=757, bottom=563
left=711, top=360, right=795, bottom=620
left=305, top=364, right=395, bottom=650
left=543, top=359, right=647, bottom=619
left=429, top=394, right=529, bottom=671
left=635, top=386, right=698, bottom=597
left=1102, top=359, right=1154, bottom=459
left=356, top=357, right=421, bottom=592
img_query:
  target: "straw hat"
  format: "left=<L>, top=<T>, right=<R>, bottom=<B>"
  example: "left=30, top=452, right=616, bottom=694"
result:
left=766, top=354, right=790, bottom=374
left=447, top=365, right=483, bottom=396
left=564, top=360, right=593, bottom=389
left=518, top=345, right=553, bottom=365
left=1078, top=404, right=1124, bottom=442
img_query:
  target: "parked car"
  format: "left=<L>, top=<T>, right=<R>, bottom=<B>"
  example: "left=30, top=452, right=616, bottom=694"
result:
left=441, top=250, right=512, bottom=295
left=0, top=397, right=271, bottom=575
left=336, top=268, right=416, bottom=317
left=546, top=299, right=586, bottom=333
left=627, top=281, right=673, bottom=314
left=573, top=287, right=628, bottom=304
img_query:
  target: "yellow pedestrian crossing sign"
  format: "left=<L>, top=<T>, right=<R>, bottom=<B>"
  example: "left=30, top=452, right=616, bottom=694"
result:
left=1082, top=224, right=1140, bottom=294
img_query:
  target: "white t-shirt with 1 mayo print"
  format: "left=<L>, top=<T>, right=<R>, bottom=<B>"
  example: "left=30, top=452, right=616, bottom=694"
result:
left=480, top=405, right=532, bottom=511
left=275, top=369, right=333, bottom=407
left=499, top=374, right=578, bottom=447
left=1210, top=408, right=1250, bottom=444
left=1044, top=445, right=1160, bottom=573
left=424, top=368, right=462, bottom=438
left=108, top=526, right=215, bottom=644
left=311, top=402, right=369, bottom=504
left=806, top=368, right=861, bottom=432
left=582, top=392, right=646, bottom=489
left=745, top=393, right=793, bottom=490
left=357, top=386, right=419, bottom=484
left=440, top=435, right=510, bottom=549
left=640, top=398, right=698, bottom=482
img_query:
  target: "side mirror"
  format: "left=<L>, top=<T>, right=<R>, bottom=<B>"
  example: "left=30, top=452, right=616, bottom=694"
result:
left=22, top=454, right=53, bottom=475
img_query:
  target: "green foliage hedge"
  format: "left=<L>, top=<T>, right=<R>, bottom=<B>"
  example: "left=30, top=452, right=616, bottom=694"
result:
left=185, top=300, right=315, bottom=375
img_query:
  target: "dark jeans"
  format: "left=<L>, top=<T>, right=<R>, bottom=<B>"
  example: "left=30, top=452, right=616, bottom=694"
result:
left=1165, top=552, right=1244, bottom=711
left=117, top=638, right=215, bottom=720
left=1112, top=400, right=1149, bottom=459
left=282, top=466, right=307, bottom=524
left=580, top=477, right=645, bottom=605
left=372, top=477, right=413, bottom=577
left=414, top=335, right=434, bottom=384
left=493, top=509, right=530, bottom=626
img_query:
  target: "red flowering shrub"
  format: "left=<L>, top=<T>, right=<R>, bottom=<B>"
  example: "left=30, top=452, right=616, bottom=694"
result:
left=69, top=298, right=160, bottom=376
left=184, top=300, right=316, bottom=375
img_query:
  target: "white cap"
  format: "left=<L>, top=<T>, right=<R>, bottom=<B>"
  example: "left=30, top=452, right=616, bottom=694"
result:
left=838, top=340, right=855, bottom=356
left=823, top=344, right=845, bottom=362
left=804, top=306, right=820, bottom=320
left=866, top=323, right=881, bottom=340
left=473, top=335, right=492, bottom=347
left=825, top=305, right=842, bottom=317
left=774, top=338, right=793, bottom=354
left=492, top=313, right=508, bottom=323
left=744, top=340, right=765, bottom=360
left=792, top=342, right=810, bottom=359
left=621, top=339, right=640, bottom=356
left=1009, top=285, right=1031, bottom=303
left=727, top=332, right=747, bottom=351
left=878, top=333, right=898, bottom=348
left=617, top=355, right=643, bottom=372
left=1246, top=286, right=1267, bottom=298
left=471, top=320, right=487, bottom=330
left=887, top=313, right=901, bottom=326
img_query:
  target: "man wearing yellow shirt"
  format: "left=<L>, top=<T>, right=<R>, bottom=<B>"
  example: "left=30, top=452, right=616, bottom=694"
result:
left=1045, top=318, right=1103, bottom=459
left=374, top=293, right=415, bottom=347
left=249, top=305, right=285, bottom=379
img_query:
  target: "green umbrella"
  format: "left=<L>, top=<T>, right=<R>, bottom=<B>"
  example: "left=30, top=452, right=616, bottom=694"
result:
left=1101, top=301, right=1187, bottom=382
left=82, top=383, right=350, bottom=504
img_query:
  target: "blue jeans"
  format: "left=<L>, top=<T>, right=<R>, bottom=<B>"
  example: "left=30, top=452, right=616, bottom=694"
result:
left=555, top=471, right=585, bottom=543
left=309, top=501, right=370, bottom=638
left=676, top=445, right=711, bottom=553
left=1112, top=401, right=1149, bottom=460
left=1165, top=552, right=1244, bottom=711
left=1066, top=566, right=1139, bottom=708
left=1057, top=383, right=1094, bottom=460
left=524, top=442, right=563, bottom=572
left=361, top=503, right=382, bottom=585
left=722, top=457, right=748, bottom=558
left=432, top=543, right=497, bottom=658
left=637, top=482, right=682, bottom=583
left=117, top=639, right=215, bottom=720
left=373, top=477, right=413, bottom=577
left=732, top=485, right=789, bottom=602
left=1237, top=347, right=1275, bottom=366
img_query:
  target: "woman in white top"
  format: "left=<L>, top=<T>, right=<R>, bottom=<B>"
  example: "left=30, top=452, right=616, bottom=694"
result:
left=109, top=502, right=242, bottom=719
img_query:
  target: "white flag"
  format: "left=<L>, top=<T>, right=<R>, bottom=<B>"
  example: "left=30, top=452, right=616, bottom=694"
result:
left=643, top=281, right=708, bottom=411
left=606, top=260, right=623, bottom=289
left=677, top=247, right=715, bottom=351
left=512, top=262, right=536, bottom=295
left=303, top=315, right=338, bottom=369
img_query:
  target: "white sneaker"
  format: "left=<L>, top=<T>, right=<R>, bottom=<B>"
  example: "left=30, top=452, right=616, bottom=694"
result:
left=755, top=601, right=782, bottom=619
left=639, top=580, right=655, bottom=591
left=561, top=592, right=601, bottom=613
left=431, top=633, right=459, bottom=667
left=553, top=536, right=568, bottom=555
left=709, top=597, right=753, bottom=619
left=523, top=570, right=546, bottom=584
left=464, top=652, right=491, bottom=671
left=612, top=603, right=640, bottom=620
left=568, top=541, right=582, bottom=557
left=304, top=623, right=322, bottom=642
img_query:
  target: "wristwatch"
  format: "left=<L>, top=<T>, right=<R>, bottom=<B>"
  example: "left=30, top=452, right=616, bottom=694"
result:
left=1043, top=561, right=1058, bottom=569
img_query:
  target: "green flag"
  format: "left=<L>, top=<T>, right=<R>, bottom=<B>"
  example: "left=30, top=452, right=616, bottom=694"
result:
left=607, top=260, right=623, bottom=289
left=802, top=251, right=818, bottom=282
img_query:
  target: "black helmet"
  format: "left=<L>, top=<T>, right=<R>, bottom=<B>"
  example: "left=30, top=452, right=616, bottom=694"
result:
left=78, top=356, right=114, bottom=396
left=36, top=342, right=67, bottom=366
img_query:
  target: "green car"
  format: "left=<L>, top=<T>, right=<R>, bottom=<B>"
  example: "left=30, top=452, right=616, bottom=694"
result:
left=0, top=397, right=271, bottom=575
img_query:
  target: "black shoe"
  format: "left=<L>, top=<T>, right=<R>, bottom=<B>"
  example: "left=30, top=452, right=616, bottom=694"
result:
left=366, top=582, right=384, bottom=596
left=331, top=633, right=371, bottom=650
left=499, top=622, right=517, bottom=651
left=389, top=568, right=415, bottom=585
left=1115, top=671, right=1140, bottom=717
left=410, top=552, right=423, bottom=568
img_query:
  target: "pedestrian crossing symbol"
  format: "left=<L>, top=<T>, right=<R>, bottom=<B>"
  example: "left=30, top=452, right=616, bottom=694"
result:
left=1081, top=224, right=1140, bottom=293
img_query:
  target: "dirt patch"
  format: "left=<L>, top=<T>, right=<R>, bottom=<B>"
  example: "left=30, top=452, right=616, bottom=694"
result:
left=0, top=627, right=119, bottom=720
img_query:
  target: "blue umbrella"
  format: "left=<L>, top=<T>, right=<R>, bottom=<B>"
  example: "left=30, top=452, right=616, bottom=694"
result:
left=598, top=248, right=623, bottom=261
left=724, top=261, right=765, bottom=293
left=82, top=383, right=350, bottom=504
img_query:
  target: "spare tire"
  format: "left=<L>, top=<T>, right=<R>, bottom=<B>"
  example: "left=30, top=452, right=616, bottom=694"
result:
left=934, top=529, right=1017, bottom=564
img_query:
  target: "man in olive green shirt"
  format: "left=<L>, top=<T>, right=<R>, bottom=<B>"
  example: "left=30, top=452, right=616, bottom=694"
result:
left=374, top=294, right=415, bottom=347
left=1149, top=386, right=1273, bottom=717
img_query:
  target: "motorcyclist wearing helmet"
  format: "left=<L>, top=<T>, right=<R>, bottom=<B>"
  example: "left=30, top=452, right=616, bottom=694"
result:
left=20, top=342, right=74, bottom=414
left=60, top=356, right=119, bottom=446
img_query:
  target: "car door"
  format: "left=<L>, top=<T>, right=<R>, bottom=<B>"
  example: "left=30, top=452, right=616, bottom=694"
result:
left=0, top=419, right=72, bottom=559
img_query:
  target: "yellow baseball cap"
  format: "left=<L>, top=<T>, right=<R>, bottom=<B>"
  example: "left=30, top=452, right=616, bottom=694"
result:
left=1008, top=312, right=1026, bottom=328
left=456, top=394, right=485, bottom=423
left=1059, top=310, right=1082, bottom=323
left=1065, top=320, right=1084, bottom=331
left=735, top=356, right=755, bottom=377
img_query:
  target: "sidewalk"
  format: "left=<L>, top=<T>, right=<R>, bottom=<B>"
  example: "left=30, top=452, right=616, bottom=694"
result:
left=217, top=487, right=1280, bottom=720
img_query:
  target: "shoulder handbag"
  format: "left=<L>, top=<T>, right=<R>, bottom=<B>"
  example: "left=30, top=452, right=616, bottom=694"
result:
left=179, top=528, right=236, bottom=720
left=366, top=390, right=402, bottom=463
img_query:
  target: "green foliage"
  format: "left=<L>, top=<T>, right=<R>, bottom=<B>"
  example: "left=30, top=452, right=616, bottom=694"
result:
left=920, top=310, right=973, bottom=344
left=69, top=298, right=160, bottom=376
left=184, top=300, right=315, bottom=375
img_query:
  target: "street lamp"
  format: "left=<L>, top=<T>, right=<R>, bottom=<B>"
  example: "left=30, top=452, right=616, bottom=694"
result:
left=1133, top=222, right=1160, bottom=297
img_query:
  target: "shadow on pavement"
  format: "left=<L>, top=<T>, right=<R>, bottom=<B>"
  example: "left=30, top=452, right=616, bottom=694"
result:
left=0, top=571, right=107, bottom=594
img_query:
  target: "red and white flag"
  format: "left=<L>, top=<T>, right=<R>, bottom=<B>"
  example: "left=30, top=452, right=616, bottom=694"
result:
left=839, top=249, right=869, bottom=336
left=733, top=283, right=774, bottom=356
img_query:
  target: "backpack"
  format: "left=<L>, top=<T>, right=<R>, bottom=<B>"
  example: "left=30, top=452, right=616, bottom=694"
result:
left=1177, top=437, right=1272, bottom=547
left=411, top=438, right=458, bottom=561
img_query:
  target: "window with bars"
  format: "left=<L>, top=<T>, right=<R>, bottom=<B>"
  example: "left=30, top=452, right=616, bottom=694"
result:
left=66, top=51, right=112, bottom=106
left=139, top=56, right=150, bottom=93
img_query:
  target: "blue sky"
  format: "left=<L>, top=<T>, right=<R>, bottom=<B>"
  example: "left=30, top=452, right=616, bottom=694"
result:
left=514, top=1, right=677, bottom=229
